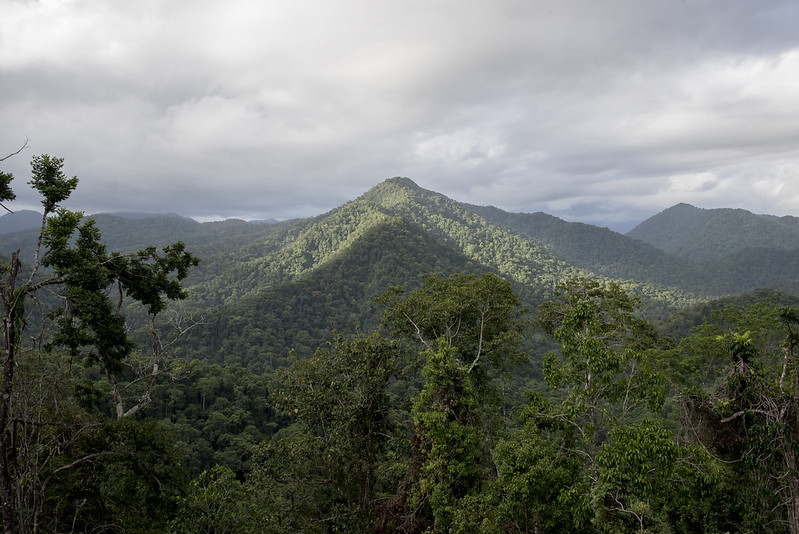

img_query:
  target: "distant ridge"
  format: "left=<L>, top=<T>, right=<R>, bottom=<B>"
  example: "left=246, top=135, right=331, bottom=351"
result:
left=627, top=203, right=799, bottom=261
left=95, top=211, right=193, bottom=220
left=0, top=210, right=41, bottom=233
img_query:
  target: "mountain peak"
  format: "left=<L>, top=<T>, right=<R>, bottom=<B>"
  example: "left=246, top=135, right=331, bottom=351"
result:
left=383, top=176, right=420, bottom=189
left=666, top=203, right=700, bottom=212
left=358, top=177, right=428, bottom=208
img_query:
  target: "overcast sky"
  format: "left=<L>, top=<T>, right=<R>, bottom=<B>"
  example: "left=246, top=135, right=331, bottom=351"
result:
left=2, top=0, right=798, bottom=230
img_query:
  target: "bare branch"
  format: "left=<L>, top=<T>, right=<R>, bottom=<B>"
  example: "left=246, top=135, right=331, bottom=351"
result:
left=0, top=137, right=28, bottom=162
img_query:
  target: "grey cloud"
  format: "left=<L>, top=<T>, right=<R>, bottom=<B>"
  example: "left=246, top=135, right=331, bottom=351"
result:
left=1, top=0, right=799, bottom=224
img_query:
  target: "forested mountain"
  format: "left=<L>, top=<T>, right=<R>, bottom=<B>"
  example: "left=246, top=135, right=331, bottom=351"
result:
left=628, top=202, right=799, bottom=261
left=185, top=217, right=479, bottom=371
left=171, top=178, right=799, bottom=369
left=4, top=178, right=799, bottom=370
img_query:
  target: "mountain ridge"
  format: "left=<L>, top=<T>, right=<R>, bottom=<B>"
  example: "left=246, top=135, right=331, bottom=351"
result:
left=628, top=202, right=799, bottom=261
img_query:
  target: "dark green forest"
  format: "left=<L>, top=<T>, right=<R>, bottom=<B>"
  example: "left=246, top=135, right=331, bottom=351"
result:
left=4, top=156, right=799, bottom=533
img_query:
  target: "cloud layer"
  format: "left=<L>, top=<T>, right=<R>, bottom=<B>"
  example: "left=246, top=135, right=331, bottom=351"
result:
left=2, top=0, right=798, bottom=228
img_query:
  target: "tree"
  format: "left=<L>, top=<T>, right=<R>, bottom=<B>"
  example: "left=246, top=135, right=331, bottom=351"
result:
left=535, top=278, right=668, bottom=530
left=377, top=273, right=527, bottom=532
left=482, top=390, right=586, bottom=533
left=683, top=306, right=799, bottom=534
left=0, top=154, right=198, bottom=532
left=248, top=332, right=402, bottom=532
left=169, top=465, right=253, bottom=534
left=44, top=230, right=199, bottom=419
left=379, top=273, right=526, bottom=375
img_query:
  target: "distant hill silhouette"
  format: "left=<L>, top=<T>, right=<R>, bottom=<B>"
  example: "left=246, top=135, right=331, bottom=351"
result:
left=627, top=203, right=799, bottom=261
left=0, top=210, right=41, bottom=233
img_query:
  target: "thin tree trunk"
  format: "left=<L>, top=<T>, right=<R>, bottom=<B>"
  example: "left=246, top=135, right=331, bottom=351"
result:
left=1, top=252, right=22, bottom=534
left=785, top=440, right=799, bottom=534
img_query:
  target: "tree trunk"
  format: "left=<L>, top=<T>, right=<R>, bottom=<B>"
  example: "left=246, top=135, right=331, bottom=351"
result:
left=784, top=440, right=799, bottom=534
left=0, top=324, right=15, bottom=534
left=0, top=252, right=22, bottom=534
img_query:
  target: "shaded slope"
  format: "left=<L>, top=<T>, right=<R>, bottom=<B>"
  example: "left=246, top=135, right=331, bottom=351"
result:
left=467, top=200, right=799, bottom=300
left=185, top=200, right=408, bottom=306
left=692, top=247, right=799, bottom=296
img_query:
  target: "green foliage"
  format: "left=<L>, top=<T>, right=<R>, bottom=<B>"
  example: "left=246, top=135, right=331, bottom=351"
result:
left=380, top=272, right=528, bottom=375
left=539, top=278, right=665, bottom=422
left=146, top=361, right=280, bottom=477
left=593, top=419, right=678, bottom=532
left=376, top=272, right=529, bottom=532
left=659, top=295, right=799, bottom=392
left=413, top=343, right=484, bottom=530
left=0, top=154, right=203, bottom=533
left=28, top=154, right=78, bottom=213
left=86, top=418, right=187, bottom=533
left=8, top=176, right=799, bottom=375
left=182, top=217, right=476, bottom=371
left=41, top=206, right=198, bottom=378
left=15, top=366, right=189, bottom=534
left=0, top=170, right=15, bottom=204
left=249, top=332, right=404, bottom=531
left=6, top=167, right=799, bottom=532
left=484, top=423, right=583, bottom=533
left=676, top=301, right=799, bottom=533
left=111, top=242, right=199, bottom=314
left=531, top=278, right=676, bottom=529
left=170, top=465, right=255, bottom=534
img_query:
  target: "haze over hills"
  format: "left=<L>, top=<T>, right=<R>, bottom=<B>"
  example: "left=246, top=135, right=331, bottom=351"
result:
left=2, top=178, right=798, bottom=370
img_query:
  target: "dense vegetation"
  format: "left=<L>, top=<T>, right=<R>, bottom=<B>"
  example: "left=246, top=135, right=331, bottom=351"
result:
left=3, top=156, right=799, bottom=532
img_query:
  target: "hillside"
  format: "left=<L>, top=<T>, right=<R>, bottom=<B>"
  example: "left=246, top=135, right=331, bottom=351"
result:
left=183, top=216, right=482, bottom=371
left=627, top=203, right=799, bottom=261
left=465, top=204, right=692, bottom=285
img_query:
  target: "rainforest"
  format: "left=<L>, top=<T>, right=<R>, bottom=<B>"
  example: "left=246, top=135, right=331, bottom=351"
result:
left=3, top=157, right=799, bottom=533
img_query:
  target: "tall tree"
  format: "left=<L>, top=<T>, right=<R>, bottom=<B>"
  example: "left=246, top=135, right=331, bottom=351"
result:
left=684, top=306, right=799, bottom=534
left=535, top=277, right=668, bottom=530
left=247, top=332, right=402, bottom=532
left=0, top=154, right=197, bottom=532
left=377, top=273, right=527, bottom=532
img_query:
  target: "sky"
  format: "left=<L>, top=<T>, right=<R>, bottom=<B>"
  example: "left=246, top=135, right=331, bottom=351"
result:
left=2, top=0, right=799, bottom=231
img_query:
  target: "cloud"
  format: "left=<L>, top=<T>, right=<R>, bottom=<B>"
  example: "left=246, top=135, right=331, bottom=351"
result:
left=1, top=0, right=798, bottom=228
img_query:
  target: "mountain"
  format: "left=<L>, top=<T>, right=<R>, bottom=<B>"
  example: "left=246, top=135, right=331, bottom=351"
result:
left=0, top=210, right=42, bottom=233
left=627, top=203, right=799, bottom=262
left=465, top=205, right=692, bottom=284
left=3, top=178, right=799, bottom=371
left=0, top=212, right=284, bottom=267
left=183, top=216, right=480, bottom=371
left=167, top=179, right=707, bottom=369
